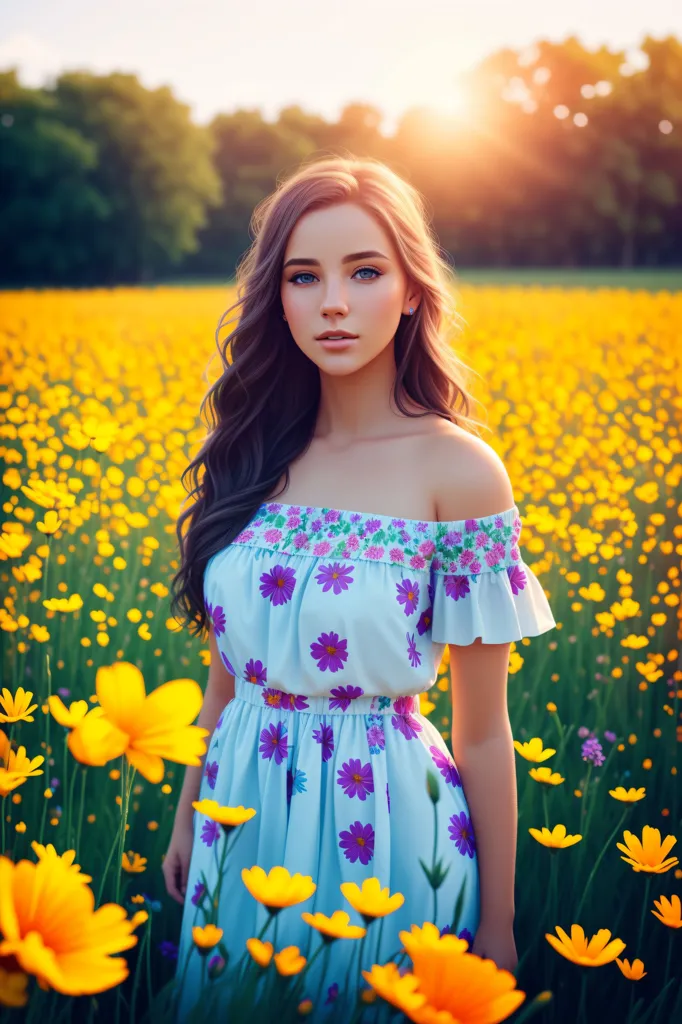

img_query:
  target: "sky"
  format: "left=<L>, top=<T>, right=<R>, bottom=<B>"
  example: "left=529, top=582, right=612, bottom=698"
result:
left=1, top=0, right=680, bottom=135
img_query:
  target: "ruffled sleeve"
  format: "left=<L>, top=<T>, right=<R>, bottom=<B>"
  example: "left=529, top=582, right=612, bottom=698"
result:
left=430, top=504, right=556, bottom=645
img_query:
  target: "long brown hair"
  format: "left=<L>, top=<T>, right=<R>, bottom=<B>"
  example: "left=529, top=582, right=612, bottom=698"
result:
left=170, top=152, right=486, bottom=637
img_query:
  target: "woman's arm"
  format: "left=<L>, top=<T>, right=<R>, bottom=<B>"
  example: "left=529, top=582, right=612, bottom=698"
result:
left=448, top=638, right=517, bottom=929
left=172, top=626, right=235, bottom=831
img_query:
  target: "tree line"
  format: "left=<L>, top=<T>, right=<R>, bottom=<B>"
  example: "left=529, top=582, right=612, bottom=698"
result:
left=1, top=34, right=680, bottom=286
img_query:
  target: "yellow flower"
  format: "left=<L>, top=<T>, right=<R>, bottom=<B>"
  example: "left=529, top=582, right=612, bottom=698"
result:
left=616, top=826, right=679, bottom=873
left=191, top=799, right=257, bottom=834
left=241, top=865, right=316, bottom=915
left=130, top=894, right=146, bottom=904
left=545, top=924, right=626, bottom=966
left=0, top=687, right=38, bottom=724
left=528, top=824, right=582, bottom=849
left=246, top=937, right=274, bottom=967
left=0, top=852, right=144, bottom=995
left=297, top=998, right=313, bottom=1015
left=30, top=841, right=92, bottom=885
left=364, top=922, right=526, bottom=1022
left=192, top=924, right=223, bottom=951
left=273, top=945, right=306, bottom=976
left=615, top=957, right=647, bottom=980
left=121, top=851, right=147, bottom=873
left=0, top=729, right=9, bottom=763
left=66, top=662, right=210, bottom=784
left=340, top=877, right=405, bottom=922
left=0, top=965, right=29, bottom=1008
left=609, top=786, right=646, bottom=803
left=528, top=766, right=565, bottom=785
left=651, top=893, right=682, bottom=929
left=0, top=746, right=45, bottom=797
left=47, top=696, right=98, bottom=728
left=513, top=737, right=556, bottom=762
left=301, top=910, right=366, bottom=941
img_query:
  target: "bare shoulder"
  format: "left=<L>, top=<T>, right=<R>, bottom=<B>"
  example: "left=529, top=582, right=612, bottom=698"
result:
left=421, top=422, right=515, bottom=522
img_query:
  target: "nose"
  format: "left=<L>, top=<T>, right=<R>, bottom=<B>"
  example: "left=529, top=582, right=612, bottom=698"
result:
left=320, top=286, right=349, bottom=318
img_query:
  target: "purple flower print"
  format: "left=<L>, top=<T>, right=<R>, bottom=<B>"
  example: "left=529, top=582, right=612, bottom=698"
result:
left=220, top=650, right=236, bottom=676
left=396, top=578, right=420, bottom=615
left=215, top=710, right=225, bottom=731
left=363, top=517, right=382, bottom=536
left=281, top=692, right=310, bottom=712
left=507, top=564, right=527, bottom=595
left=201, top=819, right=220, bottom=848
left=313, top=722, right=334, bottom=761
left=191, top=881, right=207, bottom=907
left=429, top=745, right=461, bottom=787
left=315, top=562, right=355, bottom=594
left=406, top=632, right=422, bottom=668
left=262, top=688, right=290, bottom=712
left=444, top=575, right=471, bottom=601
left=391, top=696, right=423, bottom=740
left=204, top=761, right=219, bottom=790
left=366, top=722, right=385, bottom=752
left=417, top=606, right=433, bottom=635
left=386, top=782, right=391, bottom=813
left=339, top=820, right=375, bottom=865
left=328, top=684, right=364, bottom=711
left=448, top=811, right=476, bottom=858
left=206, top=601, right=226, bottom=637
left=244, top=658, right=267, bottom=686
left=310, top=631, right=349, bottom=672
left=337, top=759, right=374, bottom=800
left=259, top=721, right=288, bottom=765
left=259, top=564, right=297, bottom=606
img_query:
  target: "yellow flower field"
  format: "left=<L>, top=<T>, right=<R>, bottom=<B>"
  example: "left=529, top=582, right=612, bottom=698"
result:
left=0, top=283, right=681, bottom=1023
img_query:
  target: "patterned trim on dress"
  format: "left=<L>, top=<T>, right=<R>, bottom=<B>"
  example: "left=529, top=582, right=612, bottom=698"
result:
left=229, top=500, right=522, bottom=576
left=233, top=676, right=421, bottom=717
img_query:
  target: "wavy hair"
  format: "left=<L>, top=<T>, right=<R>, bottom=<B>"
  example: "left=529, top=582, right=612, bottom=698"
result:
left=170, top=152, right=487, bottom=637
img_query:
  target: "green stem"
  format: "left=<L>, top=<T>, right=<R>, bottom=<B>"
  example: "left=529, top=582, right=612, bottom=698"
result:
left=575, top=808, right=629, bottom=921
left=75, top=767, right=87, bottom=853
left=636, top=875, right=653, bottom=951
left=114, top=759, right=136, bottom=909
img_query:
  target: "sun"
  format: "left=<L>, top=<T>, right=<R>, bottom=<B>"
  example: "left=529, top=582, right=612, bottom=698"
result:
left=427, top=82, right=472, bottom=121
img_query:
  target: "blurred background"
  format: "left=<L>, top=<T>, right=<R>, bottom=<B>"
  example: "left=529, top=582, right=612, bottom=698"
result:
left=1, top=0, right=681, bottom=289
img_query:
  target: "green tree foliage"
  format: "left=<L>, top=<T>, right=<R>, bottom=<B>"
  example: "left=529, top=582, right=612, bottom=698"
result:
left=0, top=35, right=680, bottom=285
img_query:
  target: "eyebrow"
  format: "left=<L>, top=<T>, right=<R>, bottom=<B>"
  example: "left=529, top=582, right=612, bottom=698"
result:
left=282, top=250, right=389, bottom=270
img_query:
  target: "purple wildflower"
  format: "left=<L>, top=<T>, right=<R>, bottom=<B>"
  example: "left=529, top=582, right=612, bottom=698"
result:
left=396, top=578, right=420, bottom=615
left=191, top=881, right=206, bottom=907
left=203, top=761, right=219, bottom=790
left=448, top=811, right=476, bottom=858
left=310, top=631, right=349, bottom=672
left=200, top=819, right=220, bottom=848
left=259, top=564, right=297, bottom=606
left=581, top=736, right=605, bottom=766
left=259, top=721, right=288, bottom=765
left=338, top=820, right=375, bottom=865
left=244, top=658, right=267, bottom=686
left=315, top=562, right=355, bottom=594
left=337, top=759, right=374, bottom=800
left=430, top=745, right=461, bottom=787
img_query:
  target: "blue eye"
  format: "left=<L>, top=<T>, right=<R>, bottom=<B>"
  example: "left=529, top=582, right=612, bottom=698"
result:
left=288, top=266, right=381, bottom=285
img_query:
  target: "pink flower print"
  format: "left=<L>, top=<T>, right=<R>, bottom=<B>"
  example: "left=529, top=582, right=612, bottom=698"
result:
left=286, top=514, right=303, bottom=530
left=310, top=518, right=323, bottom=532
left=328, top=684, right=364, bottom=711
left=389, top=547, right=405, bottom=563
left=313, top=722, right=334, bottom=761
left=391, top=518, right=407, bottom=529
left=263, top=527, right=283, bottom=545
left=458, top=550, right=476, bottom=570
left=444, top=575, right=471, bottom=601
left=444, top=529, right=462, bottom=548
left=470, top=560, right=482, bottom=574
left=366, top=723, right=385, bottom=751
left=419, top=538, right=436, bottom=558
left=507, top=564, right=527, bottom=595
left=391, top=695, right=423, bottom=739
left=293, top=532, right=310, bottom=550
left=408, top=554, right=427, bottom=570
left=220, top=650, right=236, bottom=676
left=484, top=542, right=506, bottom=568
left=207, top=602, right=226, bottom=637
left=235, top=528, right=256, bottom=544
left=259, top=721, right=288, bottom=764
left=204, top=760, right=219, bottom=790
left=312, top=540, right=333, bottom=557
left=364, top=518, right=382, bottom=535
left=315, top=562, right=354, bottom=594
left=396, top=578, right=420, bottom=616
left=429, top=745, right=461, bottom=787
left=494, top=515, right=505, bottom=529
left=244, top=658, right=267, bottom=686
left=324, top=509, right=343, bottom=524
left=474, top=530, right=489, bottom=549
left=339, top=820, right=375, bottom=864
left=416, top=606, right=433, bottom=635
left=406, top=631, right=422, bottom=668
left=200, top=819, right=220, bottom=847
left=310, top=631, right=349, bottom=673
left=345, top=534, right=360, bottom=552
left=449, top=810, right=476, bottom=858
left=365, top=545, right=385, bottom=560
left=465, top=519, right=479, bottom=533
left=259, top=564, right=297, bottom=605
left=337, top=759, right=374, bottom=801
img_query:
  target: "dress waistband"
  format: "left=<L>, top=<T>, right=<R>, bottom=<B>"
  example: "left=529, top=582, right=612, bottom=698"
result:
left=233, top=677, right=421, bottom=717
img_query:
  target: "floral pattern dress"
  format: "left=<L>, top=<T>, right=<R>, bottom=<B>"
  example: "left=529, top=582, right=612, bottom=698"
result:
left=174, top=500, right=556, bottom=1019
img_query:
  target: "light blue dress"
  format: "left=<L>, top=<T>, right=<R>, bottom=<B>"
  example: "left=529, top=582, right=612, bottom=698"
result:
left=174, top=500, right=556, bottom=1020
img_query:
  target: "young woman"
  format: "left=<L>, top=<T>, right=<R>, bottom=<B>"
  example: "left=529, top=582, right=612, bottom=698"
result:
left=165, top=154, right=556, bottom=1020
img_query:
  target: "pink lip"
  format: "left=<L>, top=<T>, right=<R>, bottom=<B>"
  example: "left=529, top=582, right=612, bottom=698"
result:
left=317, top=337, right=357, bottom=349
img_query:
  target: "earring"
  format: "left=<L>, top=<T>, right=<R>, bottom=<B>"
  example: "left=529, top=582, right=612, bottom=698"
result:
left=409, top=307, right=414, bottom=315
